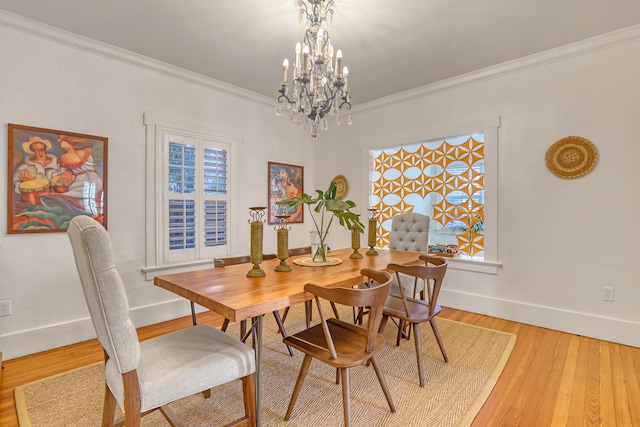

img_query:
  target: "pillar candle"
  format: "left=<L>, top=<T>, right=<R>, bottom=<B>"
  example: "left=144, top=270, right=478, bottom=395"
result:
left=277, top=228, right=288, bottom=259
left=368, top=217, right=376, bottom=247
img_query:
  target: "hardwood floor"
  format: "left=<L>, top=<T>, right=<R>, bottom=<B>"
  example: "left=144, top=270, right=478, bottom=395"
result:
left=1, top=308, right=639, bottom=426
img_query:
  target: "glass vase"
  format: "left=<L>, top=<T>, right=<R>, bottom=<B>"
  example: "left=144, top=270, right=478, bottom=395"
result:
left=310, top=230, right=328, bottom=262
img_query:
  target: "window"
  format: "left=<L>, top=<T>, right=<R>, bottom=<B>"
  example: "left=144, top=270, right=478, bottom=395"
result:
left=144, top=113, right=233, bottom=275
left=370, top=132, right=485, bottom=259
left=164, top=135, right=229, bottom=263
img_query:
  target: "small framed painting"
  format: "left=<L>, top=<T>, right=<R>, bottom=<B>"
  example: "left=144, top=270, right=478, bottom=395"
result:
left=268, top=161, right=303, bottom=224
left=7, top=123, right=108, bottom=233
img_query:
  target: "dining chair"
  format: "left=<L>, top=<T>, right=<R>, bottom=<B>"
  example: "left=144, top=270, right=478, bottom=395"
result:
left=388, top=212, right=430, bottom=297
left=67, top=215, right=256, bottom=427
left=283, top=268, right=395, bottom=427
left=381, top=254, right=449, bottom=387
left=205, top=254, right=293, bottom=356
left=281, top=246, right=340, bottom=327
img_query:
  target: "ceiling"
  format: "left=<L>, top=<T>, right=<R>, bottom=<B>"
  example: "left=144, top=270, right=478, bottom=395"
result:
left=1, top=0, right=640, bottom=106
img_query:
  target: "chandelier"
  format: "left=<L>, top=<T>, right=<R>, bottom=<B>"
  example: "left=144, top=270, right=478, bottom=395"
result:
left=276, top=0, right=352, bottom=140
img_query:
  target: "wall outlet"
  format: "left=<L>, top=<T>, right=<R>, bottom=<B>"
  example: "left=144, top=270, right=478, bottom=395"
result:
left=603, top=287, right=615, bottom=302
left=0, top=300, right=11, bottom=316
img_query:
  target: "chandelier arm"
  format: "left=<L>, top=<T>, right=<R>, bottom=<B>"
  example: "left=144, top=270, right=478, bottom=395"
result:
left=339, top=95, right=352, bottom=110
left=278, top=86, right=293, bottom=105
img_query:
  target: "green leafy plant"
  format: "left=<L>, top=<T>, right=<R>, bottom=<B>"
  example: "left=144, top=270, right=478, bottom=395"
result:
left=277, top=181, right=365, bottom=261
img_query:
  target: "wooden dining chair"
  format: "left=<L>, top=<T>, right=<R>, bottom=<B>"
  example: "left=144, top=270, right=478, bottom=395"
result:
left=283, top=268, right=395, bottom=427
left=67, top=216, right=256, bottom=427
left=201, top=254, right=294, bottom=356
left=381, top=254, right=449, bottom=387
left=281, top=246, right=340, bottom=327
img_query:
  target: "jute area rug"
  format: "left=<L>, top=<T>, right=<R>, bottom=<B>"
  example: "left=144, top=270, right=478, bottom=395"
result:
left=15, top=304, right=515, bottom=427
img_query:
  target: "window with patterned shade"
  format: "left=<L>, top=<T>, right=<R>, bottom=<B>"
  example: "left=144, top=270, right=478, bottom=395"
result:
left=369, top=132, right=485, bottom=258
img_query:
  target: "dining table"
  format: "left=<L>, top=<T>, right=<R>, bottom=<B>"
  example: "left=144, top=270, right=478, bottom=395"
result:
left=154, top=247, right=423, bottom=426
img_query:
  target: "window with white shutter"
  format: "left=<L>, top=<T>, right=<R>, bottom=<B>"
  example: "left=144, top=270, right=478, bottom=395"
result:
left=163, top=133, right=230, bottom=264
left=144, top=113, right=234, bottom=276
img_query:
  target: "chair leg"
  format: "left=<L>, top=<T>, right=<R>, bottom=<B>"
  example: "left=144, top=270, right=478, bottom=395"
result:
left=304, top=300, right=313, bottom=328
left=281, top=307, right=290, bottom=324
left=340, top=367, right=351, bottom=427
left=101, top=383, right=117, bottom=427
left=429, top=318, right=449, bottom=363
left=241, top=373, right=257, bottom=427
left=158, top=405, right=181, bottom=425
left=330, top=302, right=340, bottom=320
left=122, top=370, right=141, bottom=427
left=190, top=301, right=197, bottom=326
left=285, top=354, right=313, bottom=421
left=413, top=322, right=425, bottom=387
left=378, top=314, right=389, bottom=334
left=240, top=320, right=247, bottom=340
left=272, top=310, right=294, bottom=356
left=370, top=355, right=395, bottom=413
left=396, top=320, right=404, bottom=346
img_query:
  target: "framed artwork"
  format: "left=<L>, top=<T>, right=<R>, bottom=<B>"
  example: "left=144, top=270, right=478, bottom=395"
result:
left=7, top=123, right=108, bottom=233
left=268, top=161, right=303, bottom=224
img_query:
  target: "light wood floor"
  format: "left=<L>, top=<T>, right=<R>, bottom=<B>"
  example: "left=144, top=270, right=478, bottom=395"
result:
left=1, top=307, right=639, bottom=426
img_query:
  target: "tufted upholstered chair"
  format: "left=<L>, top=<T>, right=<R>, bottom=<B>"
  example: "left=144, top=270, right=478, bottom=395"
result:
left=388, top=213, right=431, bottom=297
left=388, top=212, right=430, bottom=252
left=67, top=216, right=256, bottom=427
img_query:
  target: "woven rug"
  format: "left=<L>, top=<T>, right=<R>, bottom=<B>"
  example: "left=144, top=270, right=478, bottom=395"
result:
left=15, top=304, right=515, bottom=427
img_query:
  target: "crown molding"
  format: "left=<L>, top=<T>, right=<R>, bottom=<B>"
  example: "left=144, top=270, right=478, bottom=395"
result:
left=0, top=9, right=273, bottom=106
left=2, top=10, right=639, bottom=113
left=354, top=24, right=640, bottom=114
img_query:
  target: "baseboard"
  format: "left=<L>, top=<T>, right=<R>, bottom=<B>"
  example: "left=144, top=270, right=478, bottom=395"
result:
left=440, top=289, right=640, bottom=348
left=2, top=291, right=638, bottom=360
left=0, top=298, right=195, bottom=360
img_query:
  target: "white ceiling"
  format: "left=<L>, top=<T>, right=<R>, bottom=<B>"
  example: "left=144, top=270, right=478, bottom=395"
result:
left=1, top=0, right=640, bottom=106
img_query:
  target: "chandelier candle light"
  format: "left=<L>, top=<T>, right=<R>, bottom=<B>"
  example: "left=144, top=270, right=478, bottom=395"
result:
left=247, top=207, right=267, bottom=278
left=276, top=0, right=352, bottom=140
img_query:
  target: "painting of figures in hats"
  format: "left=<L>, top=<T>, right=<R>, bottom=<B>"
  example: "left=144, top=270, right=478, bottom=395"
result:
left=7, top=123, right=108, bottom=233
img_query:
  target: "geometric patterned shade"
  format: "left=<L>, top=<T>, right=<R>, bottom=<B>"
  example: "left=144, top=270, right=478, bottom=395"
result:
left=370, top=134, right=484, bottom=256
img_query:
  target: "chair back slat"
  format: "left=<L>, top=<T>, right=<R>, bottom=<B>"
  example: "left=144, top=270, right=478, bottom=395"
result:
left=313, top=295, right=338, bottom=359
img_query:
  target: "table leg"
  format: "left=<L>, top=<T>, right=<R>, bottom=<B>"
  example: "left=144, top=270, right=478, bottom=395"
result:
left=251, top=314, right=264, bottom=426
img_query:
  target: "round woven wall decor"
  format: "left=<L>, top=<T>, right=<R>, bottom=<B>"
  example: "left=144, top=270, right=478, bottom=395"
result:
left=332, top=174, right=350, bottom=198
left=545, top=136, right=598, bottom=179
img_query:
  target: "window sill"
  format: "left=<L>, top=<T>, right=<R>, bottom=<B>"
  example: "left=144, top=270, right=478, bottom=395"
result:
left=446, top=256, right=501, bottom=275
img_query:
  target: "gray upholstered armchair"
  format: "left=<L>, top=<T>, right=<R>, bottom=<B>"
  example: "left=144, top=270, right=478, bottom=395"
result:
left=67, top=216, right=256, bottom=427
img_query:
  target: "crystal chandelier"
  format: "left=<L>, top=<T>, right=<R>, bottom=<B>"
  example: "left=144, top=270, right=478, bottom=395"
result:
left=276, top=0, right=352, bottom=140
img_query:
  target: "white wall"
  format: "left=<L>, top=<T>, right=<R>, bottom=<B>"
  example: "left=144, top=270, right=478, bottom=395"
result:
left=319, top=27, right=640, bottom=347
left=0, top=15, right=320, bottom=359
left=1, top=14, right=638, bottom=360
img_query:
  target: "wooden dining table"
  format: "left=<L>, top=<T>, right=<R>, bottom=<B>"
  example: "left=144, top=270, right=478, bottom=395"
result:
left=154, top=247, right=422, bottom=426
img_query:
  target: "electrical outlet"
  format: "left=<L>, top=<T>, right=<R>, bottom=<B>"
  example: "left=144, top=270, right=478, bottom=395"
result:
left=0, top=299, right=11, bottom=316
left=603, top=287, right=615, bottom=302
